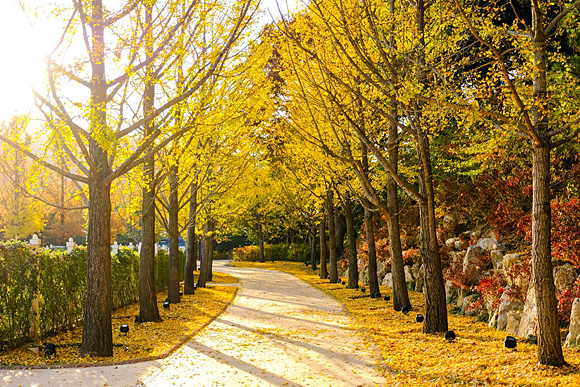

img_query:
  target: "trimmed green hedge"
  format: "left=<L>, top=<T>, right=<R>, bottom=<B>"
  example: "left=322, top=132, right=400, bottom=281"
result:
left=233, top=243, right=310, bottom=262
left=0, top=243, right=174, bottom=351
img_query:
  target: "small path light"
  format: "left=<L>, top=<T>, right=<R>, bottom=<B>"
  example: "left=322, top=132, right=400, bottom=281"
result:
left=163, top=301, right=170, bottom=309
left=384, top=295, right=390, bottom=301
left=416, top=314, right=424, bottom=323
left=43, top=342, right=56, bottom=359
left=179, top=291, right=183, bottom=296
left=504, top=335, right=517, bottom=349
left=120, top=324, right=129, bottom=336
left=445, top=330, right=456, bottom=342
left=402, top=306, right=410, bottom=315
left=341, top=281, right=345, bottom=285
left=360, top=287, right=366, bottom=293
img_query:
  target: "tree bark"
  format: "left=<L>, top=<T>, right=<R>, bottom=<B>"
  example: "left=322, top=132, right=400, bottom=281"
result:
left=364, top=207, right=380, bottom=296
left=319, top=216, right=328, bottom=279
left=310, top=224, right=317, bottom=270
left=138, top=1, right=161, bottom=322
left=345, top=192, right=358, bottom=289
left=184, top=183, right=197, bottom=294
left=80, top=0, right=113, bottom=357
left=530, top=4, right=565, bottom=366
left=335, top=213, right=346, bottom=260
left=257, top=217, right=265, bottom=263
left=326, top=190, right=339, bottom=283
left=387, top=96, right=410, bottom=311
left=80, top=175, right=113, bottom=357
left=167, top=164, right=181, bottom=303
left=197, top=220, right=212, bottom=288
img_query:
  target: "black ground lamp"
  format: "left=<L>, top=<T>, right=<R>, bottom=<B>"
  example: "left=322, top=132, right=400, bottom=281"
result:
left=384, top=295, right=390, bottom=301
left=504, top=336, right=517, bottom=349
left=361, top=287, right=366, bottom=293
left=341, top=281, right=345, bottom=285
left=163, top=301, right=170, bottom=309
left=120, top=324, right=129, bottom=336
left=43, top=342, right=56, bottom=359
left=179, top=291, right=183, bottom=296
left=416, top=314, right=424, bottom=323
left=445, top=330, right=456, bottom=342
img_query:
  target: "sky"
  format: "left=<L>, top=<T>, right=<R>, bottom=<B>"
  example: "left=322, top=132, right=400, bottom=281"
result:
left=0, top=0, right=298, bottom=125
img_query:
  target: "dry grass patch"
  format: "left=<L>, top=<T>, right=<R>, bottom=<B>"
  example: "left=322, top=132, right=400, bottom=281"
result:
left=0, top=271, right=238, bottom=367
left=234, top=261, right=580, bottom=386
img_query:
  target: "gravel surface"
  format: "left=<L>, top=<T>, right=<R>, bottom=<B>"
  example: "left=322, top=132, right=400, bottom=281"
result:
left=1, top=261, right=384, bottom=386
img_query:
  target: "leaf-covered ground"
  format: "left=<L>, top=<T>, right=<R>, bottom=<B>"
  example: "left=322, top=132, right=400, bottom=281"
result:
left=234, top=261, right=580, bottom=386
left=0, top=272, right=237, bottom=367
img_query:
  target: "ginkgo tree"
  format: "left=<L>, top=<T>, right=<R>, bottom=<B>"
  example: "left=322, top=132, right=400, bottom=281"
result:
left=0, top=0, right=255, bottom=357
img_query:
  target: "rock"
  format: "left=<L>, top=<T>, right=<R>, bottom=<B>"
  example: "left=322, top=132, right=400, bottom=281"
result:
left=566, top=298, right=580, bottom=347
left=457, top=288, right=469, bottom=308
left=360, top=264, right=369, bottom=285
left=490, top=250, right=504, bottom=270
left=462, top=245, right=485, bottom=284
left=503, top=253, right=524, bottom=275
left=441, top=215, right=457, bottom=233
left=488, top=310, right=498, bottom=327
left=445, top=280, right=457, bottom=301
left=477, top=236, right=497, bottom=251
left=377, top=262, right=389, bottom=284
left=404, top=265, right=415, bottom=283
left=506, top=310, right=523, bottom=336
left=553, top=264, right=578, bottom=292
left=497, top=293, right=524, bottom=331
left=518, top=282, right=538, bottom=338
left=381, top=272, right=393, bottom=288
left=415, top=264, right=425, bottom=292
left=445, top=237, right=462, bottom=251
left=496, top=243, right=508, bottom=253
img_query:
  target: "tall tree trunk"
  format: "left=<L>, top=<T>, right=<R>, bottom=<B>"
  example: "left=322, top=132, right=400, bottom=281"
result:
left=310, top=224, right=317, bottom=270
left=319, top=216, right=328, bottom=279
left=80, top=0, right=113, bottom=357
left=345, top=193, right=358, bottom=288
left=530, top=4, right=565, bottom=366
left=184, top=183, right=197, bottom=294
left=335, top=213, right=346, bottom=260
left=138, top=1, right=160, bottom=322
left=387, top=98, right=410, bottom=311
left=414, top=0, right=447, bottom=334
left=81, top=175, right=113, bottom=357
left=208, top=220, right=215, bottom=281
left=257, top=217, right=265, bottom=263
left=364, top=207, right=379, bottom=296
left=197, top=220, right=212, bottom=288
left=167, top=164, right=181, bottom=303
left=326, top=190, right=339, bottom=283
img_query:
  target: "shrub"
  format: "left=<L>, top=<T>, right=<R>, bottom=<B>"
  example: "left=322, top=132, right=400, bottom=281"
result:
left=233, top=245, right=260, bottom=262
left=232, top=243, right=310, bottom=262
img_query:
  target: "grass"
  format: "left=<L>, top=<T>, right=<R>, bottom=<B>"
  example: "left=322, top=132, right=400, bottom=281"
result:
left=0, top=271, right=238, bottom=367
left=233, top=261, right=580, bottom=386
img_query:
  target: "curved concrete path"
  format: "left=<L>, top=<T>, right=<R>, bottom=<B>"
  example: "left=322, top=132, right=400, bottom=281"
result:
left=1, top=262, right=384, bottom=386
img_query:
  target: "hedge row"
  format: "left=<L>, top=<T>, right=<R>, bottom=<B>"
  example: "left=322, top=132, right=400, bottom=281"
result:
left=232, top=243, right=310, bottom=262
left=0, top=242, right=176, bottom=351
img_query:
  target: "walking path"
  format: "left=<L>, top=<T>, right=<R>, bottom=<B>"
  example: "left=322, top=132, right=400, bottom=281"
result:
left=1, top=262, right=385, bottom=386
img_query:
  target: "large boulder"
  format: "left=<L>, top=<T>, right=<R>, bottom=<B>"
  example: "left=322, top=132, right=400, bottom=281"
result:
left=497, top=292, right=524, bottom=331
left=445, top=237, right=463, bottom=251
left=441, top=214, right=457, bottom=234
left=462, top=245, right=486, bottom=284
left=553, top=264, right=578, bottom=292
left=490, top=250, right=504, bottom=271
left=517, top=282, right=538, bottom=338
left=565, top=298, right=580, bottom=347
left=377, top=261, right=390, bottom=284
left=506, top=310, right=523, bottom=336
left=503, top=253, right=524, bottom=274
left=477, top=236, right=497, bottom=252
left=445, top=280, right=457, bottom=301
left=381, top=272, right=393, bottom=288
